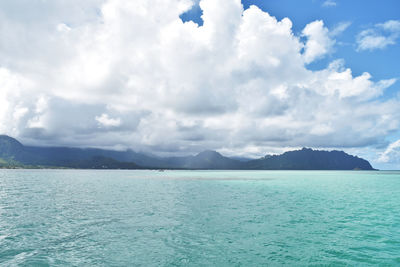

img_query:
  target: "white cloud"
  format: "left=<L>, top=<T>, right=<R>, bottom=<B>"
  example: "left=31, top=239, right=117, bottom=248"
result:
left=96, top=114, right=121, bottom=127
left=322, top=0, right=337, bottom=7
left=379, top=139, right=400, bottom=163
left=379, top=20, right=400, bottom=32
left=302, top=20, right=335, bottom=63
left=0, top=0, right=398, bottom=158
left=356, top=20, right=400, bottom=51
left=330, top=22, right=351, bottom=37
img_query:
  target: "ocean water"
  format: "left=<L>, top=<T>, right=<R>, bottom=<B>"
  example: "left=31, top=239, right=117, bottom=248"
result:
left=1, top=170, right=400, bottom=266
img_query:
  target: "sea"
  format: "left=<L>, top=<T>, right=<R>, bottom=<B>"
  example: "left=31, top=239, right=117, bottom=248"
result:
left=0, top=169, right=399, bottom=266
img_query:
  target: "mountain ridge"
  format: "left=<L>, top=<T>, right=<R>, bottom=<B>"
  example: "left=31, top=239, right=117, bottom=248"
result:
left=0, top=135, right=375, bottom=170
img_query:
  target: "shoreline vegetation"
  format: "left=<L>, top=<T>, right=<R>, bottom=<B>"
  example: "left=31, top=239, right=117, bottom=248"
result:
left=0, top=135, right=375, bottom=170
left=0, top=167, right=379, bottom=171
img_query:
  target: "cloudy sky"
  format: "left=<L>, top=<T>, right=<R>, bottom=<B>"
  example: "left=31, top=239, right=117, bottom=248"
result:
left=0, top=0, right=399, bottom=169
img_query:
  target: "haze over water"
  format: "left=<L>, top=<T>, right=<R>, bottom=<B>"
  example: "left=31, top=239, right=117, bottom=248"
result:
left=1, top=170, right=400, bottom=266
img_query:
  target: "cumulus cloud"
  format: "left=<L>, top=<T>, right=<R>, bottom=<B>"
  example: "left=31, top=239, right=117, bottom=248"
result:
left=0, top=0, right=398, bottom=158
left=302, top=20, right=335, bottom=63
left=356, top=20, right=400, bottom=51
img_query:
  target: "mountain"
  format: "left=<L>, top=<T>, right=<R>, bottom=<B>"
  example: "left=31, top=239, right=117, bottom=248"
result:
left=0, top=135, right=24, bottom=158
left=229, top=156, right=254, bottom=162
left=245, top=147, right=374, bottom=170
left=68, top=156, right=142, bottom=169
left=0, top=135, right=375, bottom=170
left=163, top=150, right=245, bottom=169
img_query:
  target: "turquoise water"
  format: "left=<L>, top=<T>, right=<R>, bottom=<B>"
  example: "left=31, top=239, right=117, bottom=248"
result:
left=1, top=170, right=400, bottom=266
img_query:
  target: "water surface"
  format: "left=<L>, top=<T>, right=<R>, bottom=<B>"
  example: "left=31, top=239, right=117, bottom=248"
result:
left=1, top=170, right=400, bottom=266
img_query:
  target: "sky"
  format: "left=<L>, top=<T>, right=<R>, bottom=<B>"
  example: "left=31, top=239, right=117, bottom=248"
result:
left=0, top=0, right=400, bottom=169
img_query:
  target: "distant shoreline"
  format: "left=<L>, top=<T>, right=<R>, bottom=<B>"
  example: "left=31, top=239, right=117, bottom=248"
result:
left=0, top=167, right=384, bottom=171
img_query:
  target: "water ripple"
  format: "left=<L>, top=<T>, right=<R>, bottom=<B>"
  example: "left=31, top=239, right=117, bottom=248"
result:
left=0, top=169, right=400, bottom=265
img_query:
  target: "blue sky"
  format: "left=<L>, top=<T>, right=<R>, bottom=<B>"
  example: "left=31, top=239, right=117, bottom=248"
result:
left=1, top=0, right=400, bottom=169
